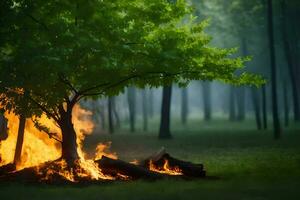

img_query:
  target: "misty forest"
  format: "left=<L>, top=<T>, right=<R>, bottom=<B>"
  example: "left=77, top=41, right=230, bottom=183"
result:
left=0, top=0, right=300, bottom=199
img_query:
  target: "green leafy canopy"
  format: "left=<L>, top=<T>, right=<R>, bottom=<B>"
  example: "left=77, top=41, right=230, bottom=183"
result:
left=0, top=0, right=264, bottom=119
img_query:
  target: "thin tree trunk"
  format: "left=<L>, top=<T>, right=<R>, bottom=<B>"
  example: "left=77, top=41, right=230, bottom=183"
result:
left=127, top=87, right=136, bottom=133
left=251, top=88, right=262, bottom=130
left=267, top=0, right=281, bottom=139
left=159, top=86, right=172, bottom=139
left=108, top=97, right=114, bottom=134
left=148, top=89, right=154, bottom=118
left=237, top=87, right=246, bottom=121
left=281, top=0, right=300, bottom=121
left=111, top=97, right=120, bottom=129
left=262, top=85, right=268, bottom=129
left=202, top=82, right=212, bottom=121
left=283, top=81, right=290, bottom=127
left=142, top=90, right=148, bottom=132
left=181, top=88, right=188, bottom=124
left=229, top=86, right=236, bottom=121
left=13, top=114, right=26, bottom=166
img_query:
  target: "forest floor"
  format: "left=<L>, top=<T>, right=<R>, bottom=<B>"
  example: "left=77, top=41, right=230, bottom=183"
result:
left=1, top=119, right=300, bottom=200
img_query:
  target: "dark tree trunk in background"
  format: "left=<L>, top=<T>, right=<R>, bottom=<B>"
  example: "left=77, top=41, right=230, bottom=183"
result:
left=251, top=88, right=262, bottom=130
left=142, top=90, right=148, bottom=132
left=267, top=0, right=281, bottom=139
left=237, top=87, right=246, bottom=121
left=181, top=88, right=188, bottom=125
left=111, top=97, right=120, bottom=129
left=148, top=89, right=154, bottom=118
left=13, top=114, right=26, bottom=166
left=99, top=103, right=106, bottom=130
left=236, top=37, right=248, bottom=121
left=58, top=108, right=79, bottom=166
left=283, top=82, right=290, bottom=127
left=281, top=0, right=300, bottom=122
left=159, top=86, right=172, bottom=139
left=229, top=86, right=236, bottom=121
left=202, top=82, right=212, bottom=121
left=127, top=87, right=136, bottom=133
left=108, top=97, right=114, bottom=134
left=262, top=85, right=268, bottom=129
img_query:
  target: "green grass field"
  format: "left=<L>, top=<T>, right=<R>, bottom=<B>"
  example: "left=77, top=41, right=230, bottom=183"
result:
left=1, top=119, right=300, bottom=200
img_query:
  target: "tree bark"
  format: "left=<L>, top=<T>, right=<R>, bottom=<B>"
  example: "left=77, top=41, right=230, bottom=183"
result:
left=283, top=81, right=290, bottom=127
left=229, top=86, right=236, bottom=121
left=251, top=88, right=262, bottom=130
left=142, top=90, right=148, bottom=132
left=108, top=97, right=114, bottom=134
left=262, top=85, right=268, bottom=129
left=202, top=81, right=212, bottom=121
left=58, top=108, right=79, bottom=166
left=267, top=0, right=281, bottom=139
left=148, top=89, right=154, bottom=118
left=281, top=0, right=300, bottom=122
left=13, top=114, right=26, bottom=166
left=127, top=87, right=136, bottom=133
left=181, top=88, right=188, bottom=125
left=159, top=86, right=172, bottom=139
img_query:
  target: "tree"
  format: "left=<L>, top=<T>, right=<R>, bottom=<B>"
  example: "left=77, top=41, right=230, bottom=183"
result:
left=202, top=81, right=212, bottom=121
left=141, top=89, right=148, bottom=131
left=181, top=88, right=188, bottom=124
left=0, top=0, right=262, bottom=166
left=108, top=97, right=114, bottom=134
left=127, top=87, right=136, bottom=133
left=267, top=0, right=281, bottom=139
left=159, top=86, right=172, bottom=139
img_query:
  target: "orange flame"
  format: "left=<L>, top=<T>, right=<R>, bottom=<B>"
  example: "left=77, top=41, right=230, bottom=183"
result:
left=149, top=159, right=183, bottom=175
left=0, top=104, right=118, bottom=181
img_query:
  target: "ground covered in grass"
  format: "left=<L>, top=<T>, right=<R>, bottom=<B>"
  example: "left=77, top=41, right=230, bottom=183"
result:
left=1, top=120, right=300, bottom=200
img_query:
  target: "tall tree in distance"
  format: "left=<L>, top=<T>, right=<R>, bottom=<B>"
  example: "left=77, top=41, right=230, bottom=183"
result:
left=202, top=82, right=212, bottom=121
left=127, top=87, right=136, bottom=133
left=181, top=88, right=188, bottom=125
left=267, top=0, right=281, bottom=139
left=280, top=0, right=300, bottom=122
left=159, top=86, right=172, bottom=139
left=261, top=85, right=268, bottom=129
left=142, top=90, right=148, bottom=132
left=108, top=97, right=114, bottom=134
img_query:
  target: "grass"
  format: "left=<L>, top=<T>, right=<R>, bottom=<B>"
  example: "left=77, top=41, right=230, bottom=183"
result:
left=1, top=119, right=300, bottom=200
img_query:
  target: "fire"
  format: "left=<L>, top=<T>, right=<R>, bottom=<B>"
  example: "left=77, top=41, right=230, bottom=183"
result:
left=0, top=104, right=118, bottom=181
left=95, top=142, right=118, bottom=160
left=0, top=111, right=61, bottom=170
left=149, top=159, right=183, bottom=175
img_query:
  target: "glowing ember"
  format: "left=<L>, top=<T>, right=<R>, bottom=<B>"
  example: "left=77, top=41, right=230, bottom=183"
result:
left=149, top=159, right=183, bottom=175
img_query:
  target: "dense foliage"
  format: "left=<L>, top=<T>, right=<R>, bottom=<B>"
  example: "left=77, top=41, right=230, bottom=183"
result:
left=0, top=0, right=262, bottom=119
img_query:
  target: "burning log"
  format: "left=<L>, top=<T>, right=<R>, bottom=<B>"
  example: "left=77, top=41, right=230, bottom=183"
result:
left=96, top=156, right=165, bottom=180
left=142, top=148, right=206, bottom=178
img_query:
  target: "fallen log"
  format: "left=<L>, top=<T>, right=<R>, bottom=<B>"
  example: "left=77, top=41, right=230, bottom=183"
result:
left=142, top=148, right=206, bottom=178
left=95, top=156, right=165, bottom=180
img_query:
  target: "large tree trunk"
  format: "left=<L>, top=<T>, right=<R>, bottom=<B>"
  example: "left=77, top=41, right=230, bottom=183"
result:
left=13, top=114, right=26, bottom=166
left=142, top=90, right=148, bottom=132
left=159, top=86, right=172, bottom=139
left=262, top=85, right=268, bottom=129
left=229, top=86, right=236, bottom=121
left=202, top=81, right=212, bottom=121
left=267, top=0, right=281, bottom=139
left=108, top=97, right=114, bottom=134
left=127, top=87, right=136, bottom=133
left=251, top=88, right=262, bottom=130
left=281, top=0, right=300, bottom=122
left=181, top=88, right=188, bottom=125
left=58, top=108, right=79, bottom=166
